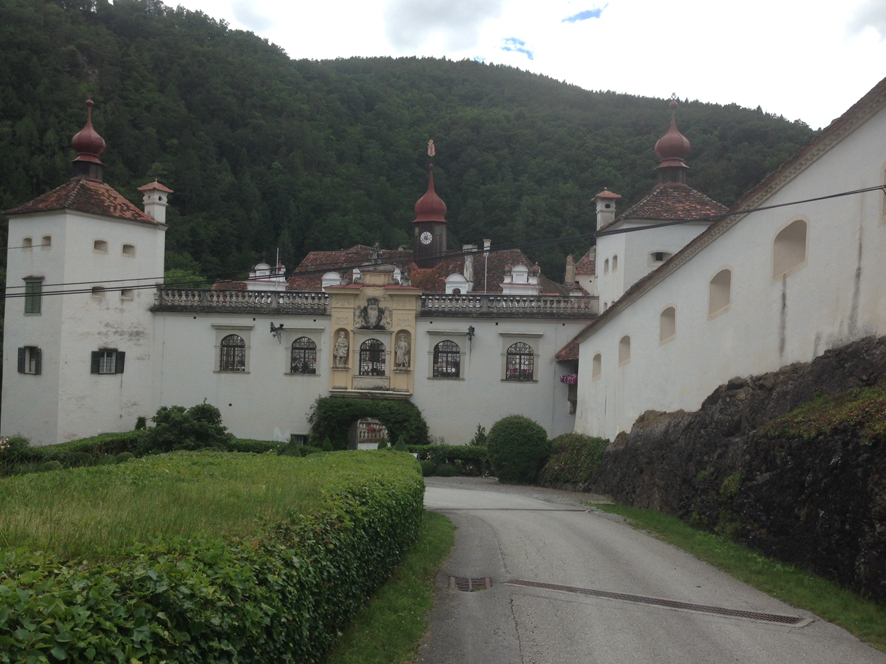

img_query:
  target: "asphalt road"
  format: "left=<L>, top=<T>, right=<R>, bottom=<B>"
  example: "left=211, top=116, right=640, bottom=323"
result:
left=418, top=477, right=886, bottom=664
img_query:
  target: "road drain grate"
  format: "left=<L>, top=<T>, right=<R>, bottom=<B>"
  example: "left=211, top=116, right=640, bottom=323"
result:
left=507, top=580, right=807, bottom=626
left=450, top=576, right=492, bottom=592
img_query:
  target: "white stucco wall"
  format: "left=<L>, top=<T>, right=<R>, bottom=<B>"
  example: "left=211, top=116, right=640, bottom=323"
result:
left=2, top=210, right=166, bottom=445
left=151, top=313, right=330, bottom=441
left=412, top=317, right=587, bottom=444
left=575, top=103, right=886, bottom=440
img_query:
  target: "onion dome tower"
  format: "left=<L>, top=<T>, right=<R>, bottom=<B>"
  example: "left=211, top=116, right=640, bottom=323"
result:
left=654, top=99, right=691, bottom=186
left=412, top=162, right=448, bottom=268
left=71, top=98, right=106, bottom=182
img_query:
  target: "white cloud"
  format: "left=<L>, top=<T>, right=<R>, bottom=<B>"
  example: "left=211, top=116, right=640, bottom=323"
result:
left=847, top=0, right=886, bottom=39
left=384, top=0, right=504, bottom=51
left=231, top=0, right=274, bottom=32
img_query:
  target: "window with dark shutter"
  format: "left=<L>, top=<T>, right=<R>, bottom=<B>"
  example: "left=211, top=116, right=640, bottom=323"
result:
left=18, top=347, right=42, bottom=375
left=92, top=349, right=123, bottom=374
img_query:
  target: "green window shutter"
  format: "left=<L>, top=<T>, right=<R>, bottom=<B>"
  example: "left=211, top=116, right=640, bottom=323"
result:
left=116, top=352, right=126, bottom=374
left=17, top=348, right=25, bottom=373
left=91, top=351, right=100, bottom=374
left=34, top=348, right=42, bottom=375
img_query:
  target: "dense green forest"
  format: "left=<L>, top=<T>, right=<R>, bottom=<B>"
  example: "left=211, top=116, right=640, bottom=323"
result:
left=0, top=0, right=816, bottom=283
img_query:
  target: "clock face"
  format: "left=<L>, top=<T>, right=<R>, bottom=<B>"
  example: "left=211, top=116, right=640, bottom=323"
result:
left=420, top=231, right=433, bottom=245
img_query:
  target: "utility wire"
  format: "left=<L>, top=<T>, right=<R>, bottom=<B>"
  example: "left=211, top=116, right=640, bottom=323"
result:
left=3, top=184, right=884, bottom=299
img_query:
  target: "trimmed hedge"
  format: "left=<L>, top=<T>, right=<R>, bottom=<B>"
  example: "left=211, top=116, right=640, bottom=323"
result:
left=537, top=433, right=609, bottom=488
left=409, top=444, right=489, bottom=476
left=0, top=452, right=424, bottom=663
left=486, top=415, right=550, bottom=484
left=308, top=397, right=429, bottom=449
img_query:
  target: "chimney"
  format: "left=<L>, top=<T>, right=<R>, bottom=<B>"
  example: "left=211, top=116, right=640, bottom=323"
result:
left=138, top=181, right=173, bottom=224
left=463, top=244, right=477, bottom=283
left=565, top=254, right=575, bottom=283
left=593, top=189, right=621, bottom=230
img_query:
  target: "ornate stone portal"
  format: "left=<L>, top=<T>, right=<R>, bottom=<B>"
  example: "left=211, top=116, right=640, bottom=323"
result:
left=326, top=265, right=420, bottom=395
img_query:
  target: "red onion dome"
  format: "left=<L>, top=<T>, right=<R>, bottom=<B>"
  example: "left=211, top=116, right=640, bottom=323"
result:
left=71, top=99, right=106, bottom=164
left=413, top=164, right=447, bottom=223
left=654, top=100, right=690, bottom=167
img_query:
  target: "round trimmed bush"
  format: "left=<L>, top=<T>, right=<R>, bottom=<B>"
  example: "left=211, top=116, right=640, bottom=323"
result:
left=435, top=463, right=456, bottom=477
left=486, top=415, right=550, bottom=484
left=420, top=460, right=436, bottom=476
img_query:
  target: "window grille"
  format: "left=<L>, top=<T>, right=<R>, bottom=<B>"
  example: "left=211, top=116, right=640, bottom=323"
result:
left=505, top=342, right=534, bottom=381
left=24, top=280, right=41, bottom=314
left=433, top=340, right=461, bottom=378
left=220, top=334, right=246, bottom=372
left=291, top=337, right=317, bottom=374
left=359, top=339, right=386, bottom=376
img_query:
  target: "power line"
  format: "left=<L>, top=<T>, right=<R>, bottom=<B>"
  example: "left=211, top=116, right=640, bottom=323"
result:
left=3, top=184, right=883, bottom=300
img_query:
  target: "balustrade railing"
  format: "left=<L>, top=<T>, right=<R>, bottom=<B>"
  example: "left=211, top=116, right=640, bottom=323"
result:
left=420, top=294, right=598, bottom=317
left=153, top=289, right=329, bottom=314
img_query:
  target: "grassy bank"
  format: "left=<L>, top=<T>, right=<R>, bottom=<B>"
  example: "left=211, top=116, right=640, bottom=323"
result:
left=327, top=511, right=455, bottom=664
left=598, top=504, right=886, bottom=651
left=0, top=451, right=329, bottom=559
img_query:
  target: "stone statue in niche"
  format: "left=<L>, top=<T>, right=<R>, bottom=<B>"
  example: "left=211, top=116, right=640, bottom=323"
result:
left=333, top=330, right=349, bottom=368
left=354, top=298, right=392, bottom=330
left=395, top=333, right=410, bottom=369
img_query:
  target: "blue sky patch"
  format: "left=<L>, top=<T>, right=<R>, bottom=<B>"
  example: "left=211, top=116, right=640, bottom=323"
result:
left=500, top=37, right=534, bottom=60
left=562, top=5, right=607, bottom=23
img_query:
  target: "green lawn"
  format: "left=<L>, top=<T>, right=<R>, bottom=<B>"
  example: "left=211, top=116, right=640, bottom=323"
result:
left=0, top=451, right=329, bottom=559
left=598, top=504, right=886, bottom=652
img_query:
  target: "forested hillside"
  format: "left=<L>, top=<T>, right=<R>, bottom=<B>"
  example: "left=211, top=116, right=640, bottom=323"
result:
left=0, top=0, right=816, bottom=282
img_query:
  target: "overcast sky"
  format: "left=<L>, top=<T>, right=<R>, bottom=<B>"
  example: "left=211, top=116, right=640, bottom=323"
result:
left=171, top=0, right=886, bottom=130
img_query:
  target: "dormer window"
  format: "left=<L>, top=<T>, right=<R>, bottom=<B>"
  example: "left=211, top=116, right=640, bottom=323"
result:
left=93, top=240, right=108, bottom=253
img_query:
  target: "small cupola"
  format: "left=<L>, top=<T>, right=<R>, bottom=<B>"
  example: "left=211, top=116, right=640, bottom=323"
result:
left=71, top=98, right=106, bottom=182
left=593, top=188, right=621, bottom=229
left=137, top=181, right=173, bottom=224
left=654, top=99, right=691, bottom=186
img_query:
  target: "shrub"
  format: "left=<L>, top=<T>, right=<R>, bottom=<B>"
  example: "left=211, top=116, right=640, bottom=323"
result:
left=377, top=439, right=389, bottom=449
left=0, top=435, right=31, bottom=472
left=115, top=452, right=135, bottom=463
left=394, top=435, right=408, bottom=452
left=408, top=444, right=489, bottom=475
left=435, top=463, right=456, bottom=477
left=134, top=416, right=147, bottom=430
left=139, top=402, right=231, bottom=454
left=420, top=460, right=436, bottom=476
left=537, top=433, right=609, bottom=488
left=39, top=460, right=63, bottom=472
left=321, top=438, right=334, bottom=452
left=486, top=415, right=550, bottom=484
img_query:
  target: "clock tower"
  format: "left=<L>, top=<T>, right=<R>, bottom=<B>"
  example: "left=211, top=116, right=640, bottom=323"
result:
left=412, top=164, right=447, bottom=268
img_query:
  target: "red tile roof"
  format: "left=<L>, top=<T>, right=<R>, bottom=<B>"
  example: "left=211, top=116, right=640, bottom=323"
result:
left=602, top=185, right=726, bottom=229
left=5, top=178, right=159, bottom=225
left=287, top=245, right=568, bottom=295
left=555, top=333, right=581, bottom=361
left=575, top=249, right=595, bottom=276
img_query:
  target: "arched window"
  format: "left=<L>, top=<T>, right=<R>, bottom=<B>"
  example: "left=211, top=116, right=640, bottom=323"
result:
left=291, top=337, right=317, bottom=374
left=660, top=307, right=676, bottom=343
left=619, top=336, right=631, bottom=365
left=772, top=219, right=807, bottom=279
left=612, top=255, right=618, bottom=271
left=709, top=269, right=732, bottom=317
left=359, top=339, right=386, bottom=376
left=433, top=340, right=461, bottom=378
left=592, top=353, right=602, bottom=380
left=604, top=258, right=610, bottom=274
left=505, top=342, right=534, bottom=381
left=220, top=334, right=246, bottom=372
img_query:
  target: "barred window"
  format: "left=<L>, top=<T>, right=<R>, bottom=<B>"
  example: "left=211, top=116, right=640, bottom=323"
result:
left=359, top=339, right=386, bottom=376
left=24, top=279, right=42, bottom=314
left=220, top=334, right=246, bottom=372
left=505, top=342, right=534, bottom=381
left=291, top=337, right=317, bottom=374
left=433, top=340, right=460, bottom=378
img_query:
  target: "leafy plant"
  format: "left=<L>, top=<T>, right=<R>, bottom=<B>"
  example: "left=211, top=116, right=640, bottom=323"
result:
left=469, top=424, right=487, bottom=447
left=139, top=402, right=232, bottom=454
left=486, top=415, right=550, bottom=484
left=536, top=433, right=608, bottom=487
left=308, top=397, right=429, bottom=450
